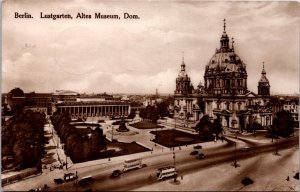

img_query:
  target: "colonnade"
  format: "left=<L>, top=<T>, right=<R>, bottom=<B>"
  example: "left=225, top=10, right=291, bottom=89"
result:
left=56, top=104, right=130, bottom=117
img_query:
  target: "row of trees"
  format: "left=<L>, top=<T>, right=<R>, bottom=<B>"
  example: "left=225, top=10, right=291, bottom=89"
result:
left=128, top=101, right=171, bottom=123
left=195, top=109, right=294, bottom=140
left=2, top=110, right=46, bottom=171
left=51, top=111, right=107, bottom=163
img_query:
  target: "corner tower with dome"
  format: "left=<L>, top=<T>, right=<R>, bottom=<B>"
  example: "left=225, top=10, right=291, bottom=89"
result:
left=174, top=19, right=273, bottom=131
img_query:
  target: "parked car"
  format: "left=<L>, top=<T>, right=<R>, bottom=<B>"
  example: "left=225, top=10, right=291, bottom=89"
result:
left=190, top=151, right=199, bottom=155
left=54, top=178, right=64, bottom=184
left=196, top=153, right=205, bottom=159
left=110, top=170, right=122, bottom=178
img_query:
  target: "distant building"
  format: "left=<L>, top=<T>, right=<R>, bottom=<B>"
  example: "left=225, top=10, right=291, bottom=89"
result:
left=25, top=92, right=52, bottom=114
left=52, top=90, right=79, bottom=103
left=174, top=19, right=273, bottom=131
left=269, top=95, right=299, bottom=127
left=5, top=88, right=52, bottom=114
left=77, top=92, right=114, bottom=102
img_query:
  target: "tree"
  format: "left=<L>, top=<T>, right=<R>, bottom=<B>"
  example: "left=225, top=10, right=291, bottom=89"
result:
left=65, top=132, right=82, bottom=157
left=195, top=115, right=213, bottom=141
left=157, top=102, right=169, bottom=117
left=272, top=110, right=294, bottom=137
left=128, top=109, right=136, bottom=119
left=212, top=118, right=223, bottom=137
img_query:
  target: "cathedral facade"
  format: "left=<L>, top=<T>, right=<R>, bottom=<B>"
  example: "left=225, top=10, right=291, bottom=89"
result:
left=174, top=20, right=273, bottom=131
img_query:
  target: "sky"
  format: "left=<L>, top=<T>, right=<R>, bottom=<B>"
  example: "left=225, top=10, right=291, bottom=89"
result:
left=2, top=0, right=299, bottom=95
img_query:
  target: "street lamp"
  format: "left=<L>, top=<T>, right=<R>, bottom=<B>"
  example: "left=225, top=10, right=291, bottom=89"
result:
left=234, top=140, right=237, bottom=168
left=173, top=152, right=177, bottom=182
left=274, top=136, right=279, bottom=156
left=173, top=152, right=176, bottom=167
left=111, top=125, right=114, bottom=141
left=233, top=132, right=239, bottom=168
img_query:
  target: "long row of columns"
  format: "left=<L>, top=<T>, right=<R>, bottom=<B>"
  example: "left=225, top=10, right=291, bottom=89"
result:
left=57, top=105, right=130, bottom=117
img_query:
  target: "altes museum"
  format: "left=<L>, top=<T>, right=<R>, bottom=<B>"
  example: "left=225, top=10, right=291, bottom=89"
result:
left=174, top=19, right=272, bottom=131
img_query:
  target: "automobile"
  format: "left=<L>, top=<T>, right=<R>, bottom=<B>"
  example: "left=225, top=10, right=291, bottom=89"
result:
left=54, top=178, right=64, bottom=184
left=110, top=170, right=122, bottom=178
left=193, top=145, right=202, bottom=149
left=196, top=153, right=205, bottom=159
left=190, top=151, right=199, bottom=155
left=242, top=146, right=251, bottom=152
left=241, top=177, right=254, bottom=185
left=78, top=176, right=94, bottom=185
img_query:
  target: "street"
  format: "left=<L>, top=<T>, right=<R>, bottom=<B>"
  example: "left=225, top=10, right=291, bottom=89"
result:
left=47, top=135, right=298, bottom=191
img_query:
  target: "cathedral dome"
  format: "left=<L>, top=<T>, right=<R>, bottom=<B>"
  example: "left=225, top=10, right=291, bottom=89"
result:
left=204, top=19, right=248, bottom=95
left=206, top=51, right=246, bottom=74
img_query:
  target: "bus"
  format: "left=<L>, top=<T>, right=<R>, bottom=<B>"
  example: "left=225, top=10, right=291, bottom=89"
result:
left=64, top=172, right=77, bottom=182
left=123, top=158, right=142, bottom=172
left=156, top=166, right=177, bottom=180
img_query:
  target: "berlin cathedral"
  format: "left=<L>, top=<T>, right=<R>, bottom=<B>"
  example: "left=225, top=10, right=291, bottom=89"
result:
left=174, top=19, right=273, bottom=131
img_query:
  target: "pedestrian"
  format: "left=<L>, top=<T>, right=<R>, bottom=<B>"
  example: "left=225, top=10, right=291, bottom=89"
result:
left=286, top=176, right=290, bottom=181
left=181, top=175, right=183, bottom=180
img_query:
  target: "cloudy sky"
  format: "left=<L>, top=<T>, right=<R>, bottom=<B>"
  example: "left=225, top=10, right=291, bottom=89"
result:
left=2, top=0, right=299, bottom=95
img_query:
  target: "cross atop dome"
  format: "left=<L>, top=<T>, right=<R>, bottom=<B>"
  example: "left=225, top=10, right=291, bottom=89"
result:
left=220, top=19, right=230, bottom=52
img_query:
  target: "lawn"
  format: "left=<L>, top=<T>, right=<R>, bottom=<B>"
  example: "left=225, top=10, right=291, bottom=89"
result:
left=107, top=140, right=150, bottom=157
left=130, top=121, right=164, bottom=129
left=151, top=129, right=208, bottom=147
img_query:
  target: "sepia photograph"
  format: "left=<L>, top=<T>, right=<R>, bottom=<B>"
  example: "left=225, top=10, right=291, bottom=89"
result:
left=1, top=0, right=299, bottom=191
